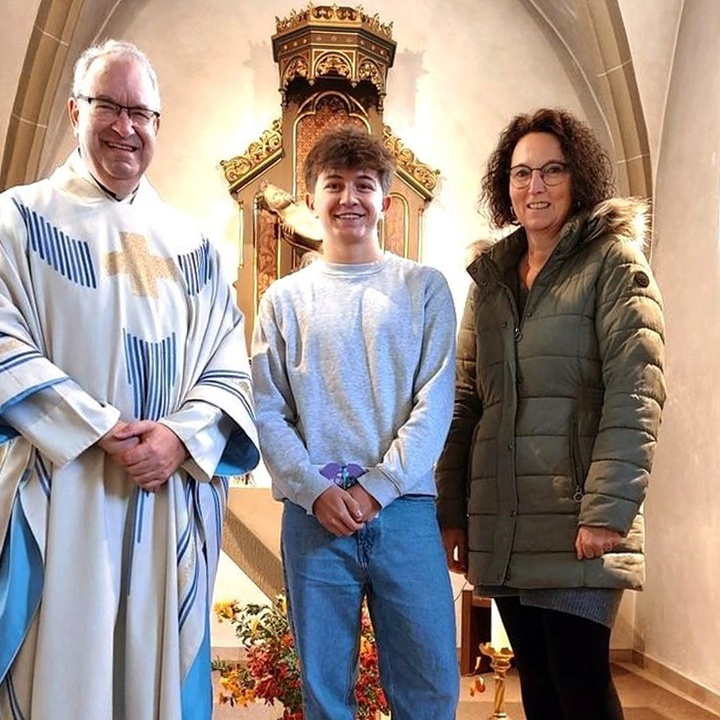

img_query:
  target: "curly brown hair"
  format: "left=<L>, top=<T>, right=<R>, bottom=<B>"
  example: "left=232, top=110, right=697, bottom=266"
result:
left=303, top=125, right=396, bottom=195
left=481, top=108, right=615, bottom=229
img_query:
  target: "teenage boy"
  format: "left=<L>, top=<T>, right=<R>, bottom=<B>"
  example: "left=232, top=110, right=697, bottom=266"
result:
left=251, top=125, right=459, bottom=720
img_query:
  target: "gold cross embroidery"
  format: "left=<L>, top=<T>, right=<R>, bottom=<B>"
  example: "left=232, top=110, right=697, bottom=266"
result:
left=105, top=232, right=178, bottom=298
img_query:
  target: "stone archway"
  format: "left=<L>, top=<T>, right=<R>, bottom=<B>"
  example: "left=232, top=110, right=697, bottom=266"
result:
left=586, top=0, right=652, bottom=198
left=521, top=0, right=652, bottom=199
left=0, top=0, right=124, bottom=191
left=0, top=0, right=84, bottom=190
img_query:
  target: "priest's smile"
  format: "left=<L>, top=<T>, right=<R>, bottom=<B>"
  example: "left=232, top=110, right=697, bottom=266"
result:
left=70, top=53, right=160, bottom=198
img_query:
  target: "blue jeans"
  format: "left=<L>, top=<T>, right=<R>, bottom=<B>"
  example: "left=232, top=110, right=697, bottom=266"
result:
left=281, top=496, right=459, bottom=720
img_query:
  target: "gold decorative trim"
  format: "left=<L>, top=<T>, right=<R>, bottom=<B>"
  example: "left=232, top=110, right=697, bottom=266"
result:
left=221, top=119, right=284, bottom=192
left=383, top=125, right=439, bottom=200
left=282, top=55, right=310, bottom=88
left=315, top=51, right=353, bottom=78
left=276, top=4, right=393, bottom=39
left=272, top=4, right=395, bottom=106
left=358, top=59, right=383, bottom=92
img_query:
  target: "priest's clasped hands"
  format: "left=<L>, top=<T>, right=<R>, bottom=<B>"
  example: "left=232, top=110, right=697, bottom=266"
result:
left=98, top=420, right=189, bottom=492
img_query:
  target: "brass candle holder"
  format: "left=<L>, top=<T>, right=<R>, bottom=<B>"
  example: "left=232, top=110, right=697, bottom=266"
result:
left=479, top=642, right=515, bottom=719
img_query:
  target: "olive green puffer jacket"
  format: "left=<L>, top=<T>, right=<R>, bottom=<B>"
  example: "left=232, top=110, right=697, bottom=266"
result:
left=436, top=198, right=666, bottom=591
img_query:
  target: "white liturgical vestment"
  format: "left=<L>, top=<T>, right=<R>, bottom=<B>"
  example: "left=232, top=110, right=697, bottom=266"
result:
left=0, top=152, right=259, bottom=720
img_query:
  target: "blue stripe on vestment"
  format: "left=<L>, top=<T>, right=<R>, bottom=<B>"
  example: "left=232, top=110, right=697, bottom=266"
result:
left=206, top=482, right=223, bottom=556
left=177, top=239, right=213, bottom=297
left=13, top=200, right=97, bottom=288
left=176, top=486, right=193, bottom=563
left=5, top=668, right=27, bottom=719
left=180, top=612, right=212, bottom=720
left=0, top=495, right=44, bottom=685
left=0, top=378, right=68, bottom=418
left=177, top=480, right=199, bottom=631
left=0, top=350, right=42, bottom=374
left=178, top=550, right=199, bottom=630
left=195, top=370, right=255, bottom=424
left=34, top=454, right=51, bottom=498
left=123, top=331, right=177, bottom=421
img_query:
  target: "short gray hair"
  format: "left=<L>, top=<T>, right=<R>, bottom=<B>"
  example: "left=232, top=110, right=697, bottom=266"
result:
left=71, top=39, right=161, bottom=109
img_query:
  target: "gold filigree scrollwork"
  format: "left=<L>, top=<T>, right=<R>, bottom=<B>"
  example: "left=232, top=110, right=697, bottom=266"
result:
left=383, top=125, right=439, bottom=199
left=275, top=4, right=393, bottom=39
left=314, top=5, right=340, bottom=21
left=315, top=52, right=352, bottom=78
left=255, top=206, right=280, bottom=301
left=325, top=6, right=357, bottom=22
left=365, top=12, right=393, bottom=37
left=221, top=119, right=283, bottom=190
left=358, top=59, right=384, bottom=92
left=275, top=7, right=308, bottom=32
left=282, top=55, right=311, bottom=89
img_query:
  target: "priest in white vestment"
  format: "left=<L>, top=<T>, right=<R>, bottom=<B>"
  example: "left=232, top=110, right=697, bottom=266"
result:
left=0, top=40, right=259, bottom=720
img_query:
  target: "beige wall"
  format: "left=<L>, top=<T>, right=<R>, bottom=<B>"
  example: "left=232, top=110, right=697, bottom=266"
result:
left=637, top=0, right=720, bottom=696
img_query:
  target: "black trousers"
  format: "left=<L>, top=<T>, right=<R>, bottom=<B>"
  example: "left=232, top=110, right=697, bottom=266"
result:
left=495, top=596, right=624, bottom=720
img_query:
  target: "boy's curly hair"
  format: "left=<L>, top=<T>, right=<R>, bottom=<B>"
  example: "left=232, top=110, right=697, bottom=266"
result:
left=304, top=125, right=396, bottom=194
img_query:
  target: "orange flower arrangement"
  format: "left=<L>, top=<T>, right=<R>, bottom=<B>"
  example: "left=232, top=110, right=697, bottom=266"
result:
left=213, top=595, right=389, bottom=720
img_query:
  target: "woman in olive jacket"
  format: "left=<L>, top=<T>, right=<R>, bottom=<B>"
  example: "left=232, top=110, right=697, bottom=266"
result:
left=436, top=108, right=666, bottom=720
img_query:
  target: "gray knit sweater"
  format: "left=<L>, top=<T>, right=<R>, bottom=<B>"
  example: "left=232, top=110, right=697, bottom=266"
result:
left=251, top=253, right=457, bottom=513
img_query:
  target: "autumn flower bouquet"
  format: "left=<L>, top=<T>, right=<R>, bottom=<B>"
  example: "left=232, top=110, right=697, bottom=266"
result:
left=213, top=595, right=389, bottom=720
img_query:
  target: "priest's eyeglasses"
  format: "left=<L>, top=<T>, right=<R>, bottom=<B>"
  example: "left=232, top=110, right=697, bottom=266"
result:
left=509, top=162, right=570, bottom=189
left=76, top=94, right=160, bottom=126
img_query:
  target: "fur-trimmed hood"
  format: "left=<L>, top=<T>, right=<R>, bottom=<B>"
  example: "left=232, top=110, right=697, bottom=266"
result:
left=574, top=196, right=649, bottom=249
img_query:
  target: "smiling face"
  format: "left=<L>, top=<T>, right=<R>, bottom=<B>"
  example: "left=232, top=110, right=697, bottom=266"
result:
left=68, top=54, right=160, bottom=198
left=509, top=132, right=573, bottom=245
left=308, top=166, right=390, bottom=263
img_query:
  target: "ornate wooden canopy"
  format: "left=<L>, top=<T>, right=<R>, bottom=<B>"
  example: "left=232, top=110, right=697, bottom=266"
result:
left=220, top=4, right=439, bottom=344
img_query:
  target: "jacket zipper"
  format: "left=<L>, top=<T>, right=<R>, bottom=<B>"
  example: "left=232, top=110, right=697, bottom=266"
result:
left=569, top=416, right=584, bottom=502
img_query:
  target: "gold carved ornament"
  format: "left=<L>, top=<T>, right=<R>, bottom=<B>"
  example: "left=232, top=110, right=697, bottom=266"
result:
left=315, top=52, right=353, bottom=78
left=221, top=119, right=283, bottom=191
left=382, top=126, right=439, bottom=200
left=275, top=5, right=393, bottom=38
left=358, top=59, right=383, bottom=91
left=281, top=56, right=311, bottom=89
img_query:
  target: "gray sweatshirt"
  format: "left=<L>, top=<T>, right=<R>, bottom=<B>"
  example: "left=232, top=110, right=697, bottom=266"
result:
left=251, top=252, right=457, bottom=513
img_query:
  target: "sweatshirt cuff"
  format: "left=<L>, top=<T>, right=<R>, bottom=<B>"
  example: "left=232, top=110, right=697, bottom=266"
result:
left=357, top=467, right=401, bottom=508
left=296, top=472, right=338, bottom=515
